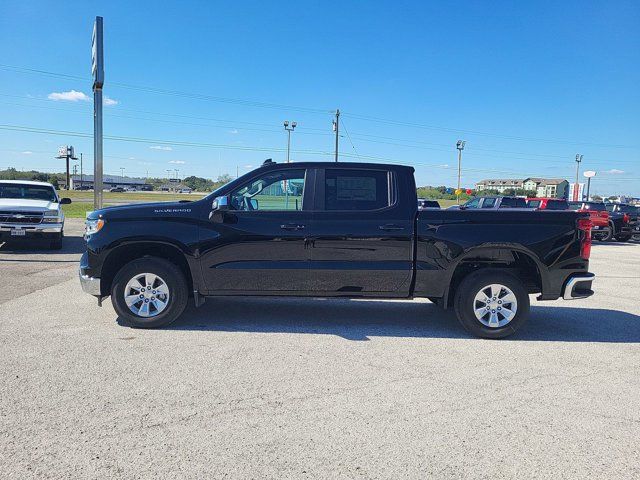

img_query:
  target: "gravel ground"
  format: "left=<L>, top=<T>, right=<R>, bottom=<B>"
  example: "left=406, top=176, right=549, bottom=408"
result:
left=1, top=221, right=639, bottom=479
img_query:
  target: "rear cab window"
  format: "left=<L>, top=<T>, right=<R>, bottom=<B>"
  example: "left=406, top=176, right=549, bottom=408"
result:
left=499, top=197, right=527, bottom=208
left=546, top=200, right=568, bottom=210
left=323, top=168, right=393, bottom=211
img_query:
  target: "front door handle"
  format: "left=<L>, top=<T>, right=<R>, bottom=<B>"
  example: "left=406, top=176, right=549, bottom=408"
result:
left=280, top=224, right=306, bottom=231
left=379, top=224, right=404, bottom=231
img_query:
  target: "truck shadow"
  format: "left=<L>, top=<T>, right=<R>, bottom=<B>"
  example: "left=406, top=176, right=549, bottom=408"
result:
left=0, top=234, right=85, bottom=255
left=153, top=297, right=640, bottom=343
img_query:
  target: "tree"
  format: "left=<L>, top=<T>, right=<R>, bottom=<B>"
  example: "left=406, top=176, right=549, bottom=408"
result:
left=217, top=173, right=233, bottom=184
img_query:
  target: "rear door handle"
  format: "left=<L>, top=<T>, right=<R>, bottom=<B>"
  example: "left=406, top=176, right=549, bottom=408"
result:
left=379, top=224, right=404, bottom=231
left=281, top=224, right=305, bottom=231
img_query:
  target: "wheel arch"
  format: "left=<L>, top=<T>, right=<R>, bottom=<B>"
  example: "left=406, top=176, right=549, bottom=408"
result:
left=442, top=246, right=544, bottom=308
left=100, top=241, right=194, bottom=297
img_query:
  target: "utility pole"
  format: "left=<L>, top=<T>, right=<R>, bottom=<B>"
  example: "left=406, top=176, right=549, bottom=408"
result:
left=574, top=154, right=583, bottom=201
left=174, top=169, right=179, bottom=181
left=92, top=16, right=105, bottom=209
left=456, top=140, right=466, bottom=204
left=333, top=109, right=340, bottom=162
left=120, top=167, right=125, bottom=185
left=79, top=152, right=83, bottom=190
left=284, top=120, right=297, bottom=163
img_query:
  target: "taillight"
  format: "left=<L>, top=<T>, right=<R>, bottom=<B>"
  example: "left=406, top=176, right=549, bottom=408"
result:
left=578, top=218, right=592, bottom=260
left=599, top=211, right=609, bottom=219
left=623, top=213, right=630, bottom=224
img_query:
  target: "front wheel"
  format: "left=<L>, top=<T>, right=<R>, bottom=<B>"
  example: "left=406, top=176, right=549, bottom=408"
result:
left=454, top=269, right=530, bottom=339
left=111, top=257, right=189, bottom=328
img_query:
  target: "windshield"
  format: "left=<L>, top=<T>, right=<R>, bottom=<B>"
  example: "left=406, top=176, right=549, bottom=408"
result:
left=0, top=184, right=57, bottom=202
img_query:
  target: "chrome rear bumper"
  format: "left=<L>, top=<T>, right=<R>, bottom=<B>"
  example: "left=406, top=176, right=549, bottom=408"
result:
left=563, top=273, right=595, bottom=300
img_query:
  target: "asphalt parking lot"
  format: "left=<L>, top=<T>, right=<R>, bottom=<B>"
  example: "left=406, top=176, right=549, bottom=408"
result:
left=1, top=218, right=639, bottom=479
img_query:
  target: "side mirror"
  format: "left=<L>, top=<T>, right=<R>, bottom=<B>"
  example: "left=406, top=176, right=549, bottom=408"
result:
left=60, top=198, right=72, bottom=205
left=212, top=195, right=230, bottom=211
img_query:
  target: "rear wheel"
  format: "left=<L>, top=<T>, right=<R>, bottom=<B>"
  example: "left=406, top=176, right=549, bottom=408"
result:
left=111, top=257, right=188, bottom=328
left=454, top=269, right=530, bottom=339
left=599, top=224, right=614, bottom=242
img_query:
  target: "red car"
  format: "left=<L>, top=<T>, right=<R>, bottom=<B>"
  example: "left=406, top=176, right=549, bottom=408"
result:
left=526, top=197, right=569, bottom=210
left=568, top=202, right=610, bottom=241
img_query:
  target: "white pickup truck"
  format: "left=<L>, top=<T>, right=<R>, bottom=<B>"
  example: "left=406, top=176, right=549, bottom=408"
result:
left=0, top=180, right=71, bottom=249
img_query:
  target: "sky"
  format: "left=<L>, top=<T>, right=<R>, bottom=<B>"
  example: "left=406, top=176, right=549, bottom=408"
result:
left=0, top=0, right=638, bottom=196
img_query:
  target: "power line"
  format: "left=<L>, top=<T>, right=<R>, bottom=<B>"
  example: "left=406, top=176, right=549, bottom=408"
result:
left=2, top=63, right=636, bottom=150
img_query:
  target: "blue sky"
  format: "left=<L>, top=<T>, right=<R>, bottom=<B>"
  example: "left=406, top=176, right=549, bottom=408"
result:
left=0, top=0, right=638, bottom=195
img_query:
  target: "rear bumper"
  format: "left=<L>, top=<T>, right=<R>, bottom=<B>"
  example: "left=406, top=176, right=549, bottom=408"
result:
left=562, top=273, right=595, bottom=300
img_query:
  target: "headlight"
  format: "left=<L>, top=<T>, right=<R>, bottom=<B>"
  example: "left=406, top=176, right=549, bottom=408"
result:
left=42, top=210, right=62, bottom=223
left=85, top=218, right=105, bottom=235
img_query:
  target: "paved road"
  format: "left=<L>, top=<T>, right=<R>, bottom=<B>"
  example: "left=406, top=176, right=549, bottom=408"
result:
left=1, top=224, right=639, bottom=479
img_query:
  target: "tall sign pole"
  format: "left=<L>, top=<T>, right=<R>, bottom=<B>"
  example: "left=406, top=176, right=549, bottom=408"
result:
left=92, top=16, right=105, bottom=210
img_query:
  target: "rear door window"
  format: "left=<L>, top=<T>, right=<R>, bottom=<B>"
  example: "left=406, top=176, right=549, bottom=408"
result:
left=481, top=198, right=496, bottom=208
left=323, top=169, right=392, bottom=211
left=546, top=200, right=568, bottom=210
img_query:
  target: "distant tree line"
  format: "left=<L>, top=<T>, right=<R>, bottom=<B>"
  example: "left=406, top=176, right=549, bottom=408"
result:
left=0, top=167, right=64, bottom=188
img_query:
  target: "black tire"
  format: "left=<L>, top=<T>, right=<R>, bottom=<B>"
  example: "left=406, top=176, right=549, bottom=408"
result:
left=49, top=233, right=63, bottom=250
left=111, top=257, right=189, bottom=328
left=615, top=234, right=631, bottom=242
left=454, top=269, right=530, bottom=339
left=599, top=224, right=614, bottom=242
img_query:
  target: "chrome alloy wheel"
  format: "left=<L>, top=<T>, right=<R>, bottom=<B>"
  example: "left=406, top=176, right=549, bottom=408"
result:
left=123, top=273, right=170, bottom=318
left=473, top=283, right=518, bottom=328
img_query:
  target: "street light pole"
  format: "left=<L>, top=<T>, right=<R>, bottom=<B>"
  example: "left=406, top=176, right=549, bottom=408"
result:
left=80, top=152, right=83, bottom=190
left=333, top=109, right=340, bottom=162
left=574, top=154, right=583, bottom=200
left=456, top=140, right=466, bottom=204
left=284, top=120, right=297, bottom=163
left=120, top=167, right=125, bottom=185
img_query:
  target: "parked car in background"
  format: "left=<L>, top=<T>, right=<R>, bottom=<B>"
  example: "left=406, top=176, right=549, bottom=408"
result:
left=80, top=161, right=595, bottom=339
left=455, top=196, right=530, bottom=210
left=568, top=201, right=611, bottom=241
left=0, top=180, right=71, bottom=249
left=526, top=197, right=569, bottom=210
left=417, top=198, right=440, bottom=210
left=109, top=187, right=125, bottom=193
left=605, top=203, right=637, bottom=242
left=179, top=188, right=193, bottom=194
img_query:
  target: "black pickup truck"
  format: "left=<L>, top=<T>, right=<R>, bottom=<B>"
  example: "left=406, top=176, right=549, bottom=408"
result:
left=79, top=161, right=595, bottom=339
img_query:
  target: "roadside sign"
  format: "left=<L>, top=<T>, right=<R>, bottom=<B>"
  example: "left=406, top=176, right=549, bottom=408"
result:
left=91, top=17, right=104, bottom=88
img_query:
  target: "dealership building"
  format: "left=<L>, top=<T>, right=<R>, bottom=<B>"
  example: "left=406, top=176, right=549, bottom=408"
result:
left=69, top=174, right=153, bottom=190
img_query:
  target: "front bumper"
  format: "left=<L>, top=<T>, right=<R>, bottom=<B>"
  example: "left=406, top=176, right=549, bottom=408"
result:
left=79, top=270, right=101, bottom=296
left=562, top=273, right=595, bottom=300
left=79, top=251, right=102, bottom=296
left=0, top=222, right=63, bottom=238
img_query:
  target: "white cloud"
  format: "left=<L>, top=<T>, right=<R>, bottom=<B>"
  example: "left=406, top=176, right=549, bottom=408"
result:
left=21, top=151, right=33, bottom=155
left=149, top=145, right=173, bottom=151
left=243, top=164, right=254, bottom=169
left=168, top=160, right=186, bottom=164
left=606, top=169, right=624, bottom=175
left=128, top=157, right=136, bottom=160
left=103, top=96, right=119, bottom=106
left=229, top=129, right=239, bottom=134
left=48, top=90, right=90, bottom=102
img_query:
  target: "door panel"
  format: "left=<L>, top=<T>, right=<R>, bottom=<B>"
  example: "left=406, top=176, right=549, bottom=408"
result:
left=199, top=211, right=311, bottom=292
left=308, top=168, right=414, bottom=296
left=198, top=168, right=313, bottom=293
